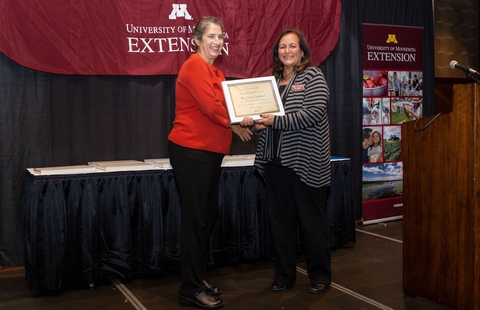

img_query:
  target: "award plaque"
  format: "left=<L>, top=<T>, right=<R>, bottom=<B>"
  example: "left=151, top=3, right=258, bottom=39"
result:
left=222, top=76, right=285, bottom=123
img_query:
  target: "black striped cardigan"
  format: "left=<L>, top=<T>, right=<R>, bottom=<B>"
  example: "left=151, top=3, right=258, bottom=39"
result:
left=254, top=66, right=331, bottom=188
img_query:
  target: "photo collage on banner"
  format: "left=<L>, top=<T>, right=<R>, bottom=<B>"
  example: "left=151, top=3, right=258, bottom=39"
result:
left=362, top=24, right=424, bottom=224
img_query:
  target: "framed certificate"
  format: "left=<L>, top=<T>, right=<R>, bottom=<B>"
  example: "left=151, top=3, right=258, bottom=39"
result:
left=222, top=76, right=285, bottom=123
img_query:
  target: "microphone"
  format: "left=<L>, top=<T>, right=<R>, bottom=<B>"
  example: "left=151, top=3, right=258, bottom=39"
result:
left=449, top=60, right=480, bottom=75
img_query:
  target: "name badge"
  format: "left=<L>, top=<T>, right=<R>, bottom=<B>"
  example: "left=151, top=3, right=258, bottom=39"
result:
left=291, top=84, right=305, bottom=91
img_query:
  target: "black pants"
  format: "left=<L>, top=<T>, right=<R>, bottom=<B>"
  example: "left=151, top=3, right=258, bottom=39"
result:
left=168, top=141, right=224, bottom=294
left=265, top=163, right=331, bottom=285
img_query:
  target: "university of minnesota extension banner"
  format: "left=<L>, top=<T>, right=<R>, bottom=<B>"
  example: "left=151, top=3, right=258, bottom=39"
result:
left=0, top=0, right=341, bottom=78
left=362, top=23, right=423, bottom=224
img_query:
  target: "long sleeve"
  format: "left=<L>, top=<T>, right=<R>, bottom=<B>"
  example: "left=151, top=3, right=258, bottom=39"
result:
left=254, top=66, right=331, bottom=188
left=168, top=54, right=232, bottom=154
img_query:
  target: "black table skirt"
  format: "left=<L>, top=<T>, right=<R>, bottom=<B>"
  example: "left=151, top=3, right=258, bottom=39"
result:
left=22, top=161, right=354, bottom=290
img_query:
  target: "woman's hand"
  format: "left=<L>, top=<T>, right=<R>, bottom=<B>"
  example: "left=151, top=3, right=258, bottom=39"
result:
left=239, top=116, right=255, bottom=127
left=231, top=124, right=253, bottom=142
left=253, top=123, right=266, bottom=131
left=255, top=114, right=274, bottom=127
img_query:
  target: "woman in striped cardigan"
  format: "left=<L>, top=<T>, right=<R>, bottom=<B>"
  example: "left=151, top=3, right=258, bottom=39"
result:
left=250, top=28, right=332, bottom=295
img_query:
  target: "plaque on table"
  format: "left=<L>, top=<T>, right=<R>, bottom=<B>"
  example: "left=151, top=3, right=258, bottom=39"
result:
left=32, top=165, right=96, bottom=175
left=221, top=155, right=255, bottom=167
left=144, top=158, right=172, bottom=169
left=88, top=160, right=156, bottom=172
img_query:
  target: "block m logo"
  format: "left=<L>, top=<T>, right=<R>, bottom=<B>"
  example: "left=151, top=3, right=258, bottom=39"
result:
left=169, top=4, right=193, bottom=20
left=386, top=34, right=398, bottom=44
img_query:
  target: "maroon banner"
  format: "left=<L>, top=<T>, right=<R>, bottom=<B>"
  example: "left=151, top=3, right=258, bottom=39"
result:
left=0, top=1, right=341, bottom=78
left=362, top=23, right=423, bottom=71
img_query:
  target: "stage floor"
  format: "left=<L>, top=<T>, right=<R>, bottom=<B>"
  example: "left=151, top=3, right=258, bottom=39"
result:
left=1, top=220, right=450, bottom=310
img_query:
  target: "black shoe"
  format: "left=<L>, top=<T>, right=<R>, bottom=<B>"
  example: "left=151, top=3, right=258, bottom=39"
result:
left=308, top=283, right=330, bottom=294
left=178, top=291, right=223, bottom=309
left=203, top=279, right=221, bottom=295
left=270, top=281, right=294, bottom=292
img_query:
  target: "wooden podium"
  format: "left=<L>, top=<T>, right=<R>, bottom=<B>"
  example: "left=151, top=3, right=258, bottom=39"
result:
left=403, top=83, right=480, bottom=309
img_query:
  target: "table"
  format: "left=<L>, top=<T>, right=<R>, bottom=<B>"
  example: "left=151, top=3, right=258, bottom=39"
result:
left=22, top=158, right=354, bottom=290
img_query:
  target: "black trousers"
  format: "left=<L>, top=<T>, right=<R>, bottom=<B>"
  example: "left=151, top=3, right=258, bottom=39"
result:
left=265, top=163, right=331, bottom=285
left=168, top=141, right=224, bottom=294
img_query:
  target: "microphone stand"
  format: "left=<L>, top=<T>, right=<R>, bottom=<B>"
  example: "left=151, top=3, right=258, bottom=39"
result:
left=464, top=71, right=480, bottom=83
left=415, top=67, right=479, bottom=132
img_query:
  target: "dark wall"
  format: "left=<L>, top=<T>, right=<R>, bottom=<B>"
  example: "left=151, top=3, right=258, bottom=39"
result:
left=434, top=0, right=480, bottom=78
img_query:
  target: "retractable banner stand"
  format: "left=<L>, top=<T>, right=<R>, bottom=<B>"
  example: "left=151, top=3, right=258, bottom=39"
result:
left=361, top=23, right=423, bottom=225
